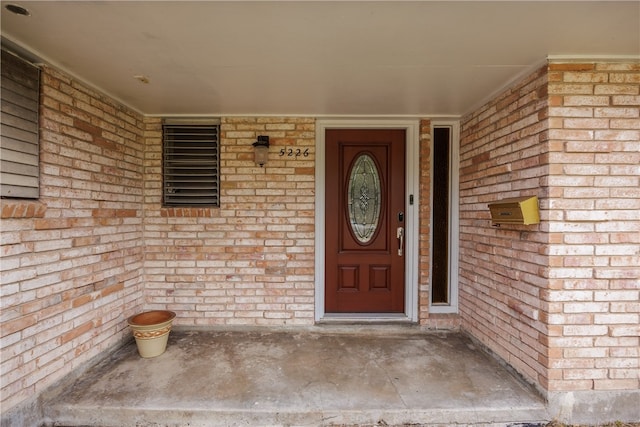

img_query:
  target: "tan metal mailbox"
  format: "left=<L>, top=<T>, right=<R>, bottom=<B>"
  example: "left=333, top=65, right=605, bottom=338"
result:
left=488, top=196, right=540, bottom=225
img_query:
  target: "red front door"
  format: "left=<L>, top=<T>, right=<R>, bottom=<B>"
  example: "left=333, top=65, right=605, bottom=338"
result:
left=325, top=129, right=406, bottom=313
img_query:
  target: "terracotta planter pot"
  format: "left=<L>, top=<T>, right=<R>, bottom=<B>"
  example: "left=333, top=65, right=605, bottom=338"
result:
left=127, top=310, right=176, bottom=358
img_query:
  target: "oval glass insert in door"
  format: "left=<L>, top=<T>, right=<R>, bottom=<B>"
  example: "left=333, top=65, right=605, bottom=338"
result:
left=347, top=153, right=382, bottom=244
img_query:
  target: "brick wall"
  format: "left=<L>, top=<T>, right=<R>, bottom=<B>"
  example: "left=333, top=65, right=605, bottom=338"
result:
left=418, top=120, right=432, bottom=324
left=546, top=62, right=639, bottom=394
left=0, top=67, right=145, bottom=412
left=142, top=117, right=316, bottom=326
left=460, top=61, right=640, bottom=409
left=459, top=66, right=550, bottom=389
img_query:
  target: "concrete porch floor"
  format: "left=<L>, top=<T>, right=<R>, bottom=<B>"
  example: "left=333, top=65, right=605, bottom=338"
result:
left=41, top=326, right=550, bottom=427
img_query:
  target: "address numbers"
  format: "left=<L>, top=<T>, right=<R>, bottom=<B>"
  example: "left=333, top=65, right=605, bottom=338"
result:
left=279, top=148, right=310, bottom=157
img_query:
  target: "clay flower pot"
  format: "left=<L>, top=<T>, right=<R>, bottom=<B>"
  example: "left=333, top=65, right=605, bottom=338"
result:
left=127, top=310, right=176, bottom=358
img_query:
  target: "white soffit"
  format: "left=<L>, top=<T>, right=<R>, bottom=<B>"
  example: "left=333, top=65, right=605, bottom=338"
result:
left=1, top=1, right=638, bottom=117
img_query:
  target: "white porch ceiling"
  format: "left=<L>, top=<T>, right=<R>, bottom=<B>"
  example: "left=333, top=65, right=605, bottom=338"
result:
left=1, top=1, right=638, bottom=117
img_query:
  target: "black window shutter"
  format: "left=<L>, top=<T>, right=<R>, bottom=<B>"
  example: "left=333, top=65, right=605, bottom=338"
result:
left=1, top=49, right=40, bottom=199
left=163, top=122, right=220, bottom=207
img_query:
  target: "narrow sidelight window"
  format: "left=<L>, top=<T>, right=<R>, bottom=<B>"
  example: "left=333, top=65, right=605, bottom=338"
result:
left=163, top=121, right=220, bottom=207
left=431, top=127, right=451, bottom=304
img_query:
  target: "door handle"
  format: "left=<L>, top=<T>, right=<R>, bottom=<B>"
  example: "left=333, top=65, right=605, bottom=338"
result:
left=397, top=226, right=404, bottom=256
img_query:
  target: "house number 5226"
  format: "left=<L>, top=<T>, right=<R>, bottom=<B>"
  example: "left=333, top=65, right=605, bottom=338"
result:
left=279, top=148, right=309, bottom=157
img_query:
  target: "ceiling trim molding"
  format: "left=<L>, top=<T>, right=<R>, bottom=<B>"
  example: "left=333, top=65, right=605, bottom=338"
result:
left=547, top=55, right=640, bottom=63
left=145, top=114, right=462, bottom=120
left=1, top=37, right=42, bottom=67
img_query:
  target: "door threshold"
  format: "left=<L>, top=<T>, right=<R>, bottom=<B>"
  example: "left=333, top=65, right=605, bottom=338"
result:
left=318, top=313, right=413, bottom=324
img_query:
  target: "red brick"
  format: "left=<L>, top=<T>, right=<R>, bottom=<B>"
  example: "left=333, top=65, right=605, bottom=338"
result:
left=73, top=118, right=101, bottom=137
left=38, top=218, right=74, bottom=230
left=548, top=63, right=596, bottom=72
left=0, top=315, right=38, bottom=337
left=93, top=136, right=117, bottom=151
left=1, top=203, right=16, bottom=218
left=60, top=321, right=93, bottom=344
left=101, top=283, right=124, bottom=297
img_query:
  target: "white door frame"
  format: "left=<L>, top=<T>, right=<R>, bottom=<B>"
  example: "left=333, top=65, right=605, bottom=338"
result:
left=314, top=119, right=420, bottom=322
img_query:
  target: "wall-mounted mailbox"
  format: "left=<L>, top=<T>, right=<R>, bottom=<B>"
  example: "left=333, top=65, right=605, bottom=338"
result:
left=488, top=196, right=540, bottom=225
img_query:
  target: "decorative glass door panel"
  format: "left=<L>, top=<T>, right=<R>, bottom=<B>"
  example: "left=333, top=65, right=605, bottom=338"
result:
left=347, top=154, right=381, bottom=244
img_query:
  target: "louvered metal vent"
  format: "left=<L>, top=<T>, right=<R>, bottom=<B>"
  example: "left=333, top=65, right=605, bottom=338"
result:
left=163, top=122, right=220, bottom=207
left=1, top=49, right=40, bottom=199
